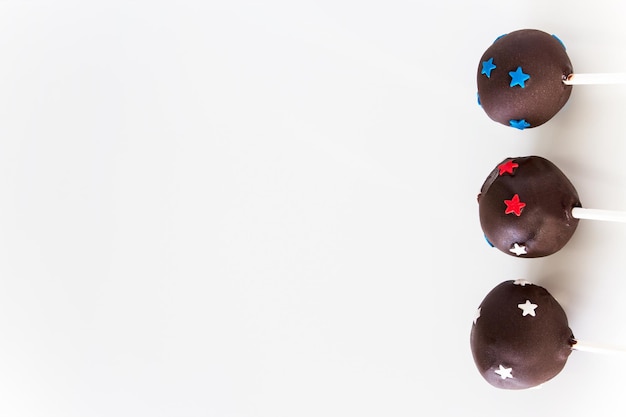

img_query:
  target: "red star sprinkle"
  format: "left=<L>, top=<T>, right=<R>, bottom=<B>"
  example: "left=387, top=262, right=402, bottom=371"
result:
left=504, top=194, right=526, bottom=216
left=497, top=160, right=519, bottom=176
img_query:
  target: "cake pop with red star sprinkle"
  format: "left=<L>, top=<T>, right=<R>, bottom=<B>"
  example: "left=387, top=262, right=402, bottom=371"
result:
left=478, top=156, right=626, bottom=258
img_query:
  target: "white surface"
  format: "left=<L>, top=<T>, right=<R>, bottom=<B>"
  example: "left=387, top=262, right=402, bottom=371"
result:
left=1, top=1, right=626, bottom=416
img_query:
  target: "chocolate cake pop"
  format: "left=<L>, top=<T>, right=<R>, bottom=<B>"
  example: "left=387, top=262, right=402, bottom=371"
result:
left=477, top=29, right=572, bottom=129
left=476, top=29, right=626, bottom=129
left=478, top=156, right=626, bottom=258
left=470, top=280, right=574, bottom=389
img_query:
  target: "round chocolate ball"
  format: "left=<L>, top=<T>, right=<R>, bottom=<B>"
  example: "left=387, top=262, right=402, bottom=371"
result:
left=478, top=156, right=581, bottom=258
left=470, top=280, right=575, bottom=390
left=477, top=29, right=573, bottom=129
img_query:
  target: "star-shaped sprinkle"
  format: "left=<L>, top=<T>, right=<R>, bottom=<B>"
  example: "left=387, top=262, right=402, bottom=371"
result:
left=509, top=243, right=527, bottom=256
left=504, top=194, right=526, bottom=216
left=494, top=34, right=507, bottom=43
left=509, top=66, right=530, bottom=88
left=481, top=58, right=496, bottom=78
left=477, top=92, right=481, bottom=106
left=518, top=300, right=538, bottom=317
left=513, top=279, right=532, bottom=286
left=509, top=119, right=531, bottom=130
left=495, top=365, right=513, bottom=379
left=484, top=234, right=494, bottom=247
left=552, top=34, right=566, bottom=50
left=474, top=307, right=481, bottom=325
left=497, top=160, right=519, bottom=176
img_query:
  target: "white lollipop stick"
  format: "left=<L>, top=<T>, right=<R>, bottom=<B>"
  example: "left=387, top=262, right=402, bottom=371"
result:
left=571, top=207, right=626, bottom=223
left=563, top=73, right=626, bottom=85
left=572, top=339, right=626, bottom=355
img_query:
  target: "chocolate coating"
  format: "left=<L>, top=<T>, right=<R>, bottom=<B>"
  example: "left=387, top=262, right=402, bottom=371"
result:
left=477, top=29, right=573, bottom=129
left=470, top=280, right=575, bottom=390
left=478, top=156, right=581, bottom=258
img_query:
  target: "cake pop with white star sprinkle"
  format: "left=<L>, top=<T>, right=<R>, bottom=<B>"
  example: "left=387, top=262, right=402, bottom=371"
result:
left=471, top=280, right=574, bottom=389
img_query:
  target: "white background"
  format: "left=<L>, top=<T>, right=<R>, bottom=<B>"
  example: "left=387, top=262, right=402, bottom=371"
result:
left=1, top=1, right=626, bottom=416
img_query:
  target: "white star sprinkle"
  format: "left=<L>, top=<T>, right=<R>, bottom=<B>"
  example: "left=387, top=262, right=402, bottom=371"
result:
left=509, top=243, right=527, bottom=256
left=513, top=279, right=532, bottom=286
left=474, top=307, right=481, bottom=325
left=518, top=300, right=538, bottom=317
left=495, top=365, right=513, bottom=379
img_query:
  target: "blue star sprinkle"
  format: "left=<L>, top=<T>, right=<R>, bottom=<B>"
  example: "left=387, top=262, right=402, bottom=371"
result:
left=552, top=34, right=566, bottom=50
left=477, top=92, right=481, bottom=106
left=509, top=119, right=531, bottom=130
left=509, top=67, right=530, bottom=88
left=481, top=58, right=496, bottom=78
left=494, top=33, right=507, bottom=43
left=484, top=235, right=494, bottom=247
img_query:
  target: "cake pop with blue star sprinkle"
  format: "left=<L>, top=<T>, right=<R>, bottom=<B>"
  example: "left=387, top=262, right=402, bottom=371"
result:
left=476, top=29, right=573, bottom=129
